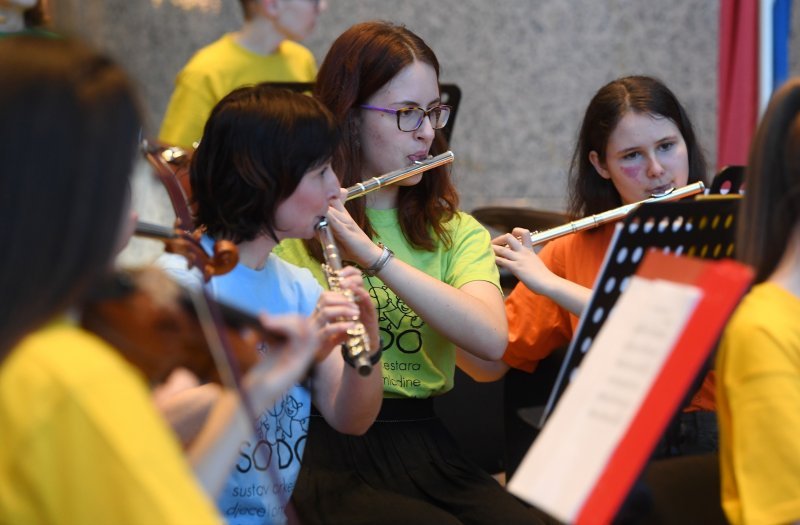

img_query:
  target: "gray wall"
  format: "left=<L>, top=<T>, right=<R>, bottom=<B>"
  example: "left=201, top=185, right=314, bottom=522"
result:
left=48, top=1, right=800, bottom=264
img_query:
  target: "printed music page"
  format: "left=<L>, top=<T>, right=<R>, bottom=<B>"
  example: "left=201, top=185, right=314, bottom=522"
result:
left=507, top=276, right=701, bottom=524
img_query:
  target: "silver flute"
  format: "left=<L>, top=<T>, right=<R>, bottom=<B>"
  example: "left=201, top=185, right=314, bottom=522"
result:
left=316, top=218, right=373, bottom=376
left=345, top=150, right=455, bottom=201
left=528, top=181, right=706, bottom=246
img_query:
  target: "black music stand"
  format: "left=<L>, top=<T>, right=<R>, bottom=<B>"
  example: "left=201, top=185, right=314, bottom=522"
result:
left=265, top=82, right=462, bottom=144
left=709, top=165, right=745, bottom=195
left=531, top=196, right=741, bottom=428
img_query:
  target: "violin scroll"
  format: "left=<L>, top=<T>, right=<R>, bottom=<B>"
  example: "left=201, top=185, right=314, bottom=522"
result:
left=205, top=239, right=238, bottom=280
left=135, top=221, right=238, bottom=282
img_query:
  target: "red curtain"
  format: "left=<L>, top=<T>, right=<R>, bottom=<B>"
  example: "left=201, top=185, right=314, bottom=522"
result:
left=717, top=0, right=759, bottom=170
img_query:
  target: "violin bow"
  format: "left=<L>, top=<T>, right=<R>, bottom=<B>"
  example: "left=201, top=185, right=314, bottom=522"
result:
left=134, top=220, right=300, bottom=523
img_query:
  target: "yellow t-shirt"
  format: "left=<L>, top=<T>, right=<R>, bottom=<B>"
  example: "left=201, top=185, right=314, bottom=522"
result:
left=716, top=282, right=800, bottom=525
left=0, top=320, right=222, bottom=525
left=158, top=34, right=317, bottom=149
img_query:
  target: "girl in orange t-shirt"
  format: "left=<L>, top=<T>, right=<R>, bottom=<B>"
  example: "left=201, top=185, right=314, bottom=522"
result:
left=459, top=76, right=714, bottom=456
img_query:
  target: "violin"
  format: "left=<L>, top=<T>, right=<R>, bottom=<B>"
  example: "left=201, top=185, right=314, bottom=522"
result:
left=120, top=174, right=304, bottom=523
left=79, top=235, right=303, bottom=523
left=80, top=267, right=291, bottom=385
left=80, top=221, right=280, bottom=386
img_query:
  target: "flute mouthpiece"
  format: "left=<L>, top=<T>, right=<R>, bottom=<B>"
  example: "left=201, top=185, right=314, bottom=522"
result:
left=650, top=187, right=676, bottom=198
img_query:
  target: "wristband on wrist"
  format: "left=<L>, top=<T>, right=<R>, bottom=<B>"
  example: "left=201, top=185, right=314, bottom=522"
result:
left=363, top=243, right=394, bottom=276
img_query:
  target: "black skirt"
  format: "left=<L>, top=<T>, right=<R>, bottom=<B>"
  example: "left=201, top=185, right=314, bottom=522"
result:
left=291, top=398, right=550, bottom=525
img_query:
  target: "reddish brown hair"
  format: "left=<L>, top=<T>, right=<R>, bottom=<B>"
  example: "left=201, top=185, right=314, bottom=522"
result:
left=314, top=21, right=458, bottom=251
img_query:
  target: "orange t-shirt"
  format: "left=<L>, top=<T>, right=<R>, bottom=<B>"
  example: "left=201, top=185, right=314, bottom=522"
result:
left=504, top=223, right=616, bottom=372
left=502, top=222, right=714, bottom=411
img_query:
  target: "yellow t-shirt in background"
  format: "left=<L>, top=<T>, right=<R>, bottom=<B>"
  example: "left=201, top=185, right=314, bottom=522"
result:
left=159, top=34, right=317, bottom=149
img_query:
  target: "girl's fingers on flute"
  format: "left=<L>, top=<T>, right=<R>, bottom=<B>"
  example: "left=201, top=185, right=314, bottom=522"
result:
left=491, top=232, right=517, bottom=247
left=493, top=243, right=518, bottom=262
left=510, top=228, right=534, bottom=249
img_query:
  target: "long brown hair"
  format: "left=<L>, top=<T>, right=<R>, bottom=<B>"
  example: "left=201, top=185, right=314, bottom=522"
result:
left=568, top=76, right=707, bottom=218
left=0, top=36, right=141, bottom=355
left=739, top=78, right=800, bottom=283
left=314, top=20, right=458, bottom=251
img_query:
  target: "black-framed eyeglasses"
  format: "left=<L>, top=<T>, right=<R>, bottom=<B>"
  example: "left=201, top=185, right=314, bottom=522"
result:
left=360, top=104, right=452, bottom=132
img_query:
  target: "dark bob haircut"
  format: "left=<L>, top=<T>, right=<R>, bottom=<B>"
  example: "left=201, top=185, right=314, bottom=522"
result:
left=190, top=84, right=339, bottom=243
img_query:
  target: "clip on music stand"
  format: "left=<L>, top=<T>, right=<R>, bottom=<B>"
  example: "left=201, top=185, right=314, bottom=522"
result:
left=507, top=196, right=751, bottom=525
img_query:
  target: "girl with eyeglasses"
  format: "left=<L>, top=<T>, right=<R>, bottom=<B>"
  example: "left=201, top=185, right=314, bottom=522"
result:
left=274, top=20, right=546, bottom=524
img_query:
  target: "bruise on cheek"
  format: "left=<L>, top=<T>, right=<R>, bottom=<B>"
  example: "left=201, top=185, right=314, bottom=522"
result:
left=620, top=165, right=642, bottom=179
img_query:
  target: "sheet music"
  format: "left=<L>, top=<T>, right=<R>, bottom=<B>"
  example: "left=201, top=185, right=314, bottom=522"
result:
left=507, top=276, right=701, bottom=523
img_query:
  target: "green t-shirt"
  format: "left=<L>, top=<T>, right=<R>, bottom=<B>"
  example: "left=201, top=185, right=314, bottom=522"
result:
left=274, top=209, right=500, bottom=398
